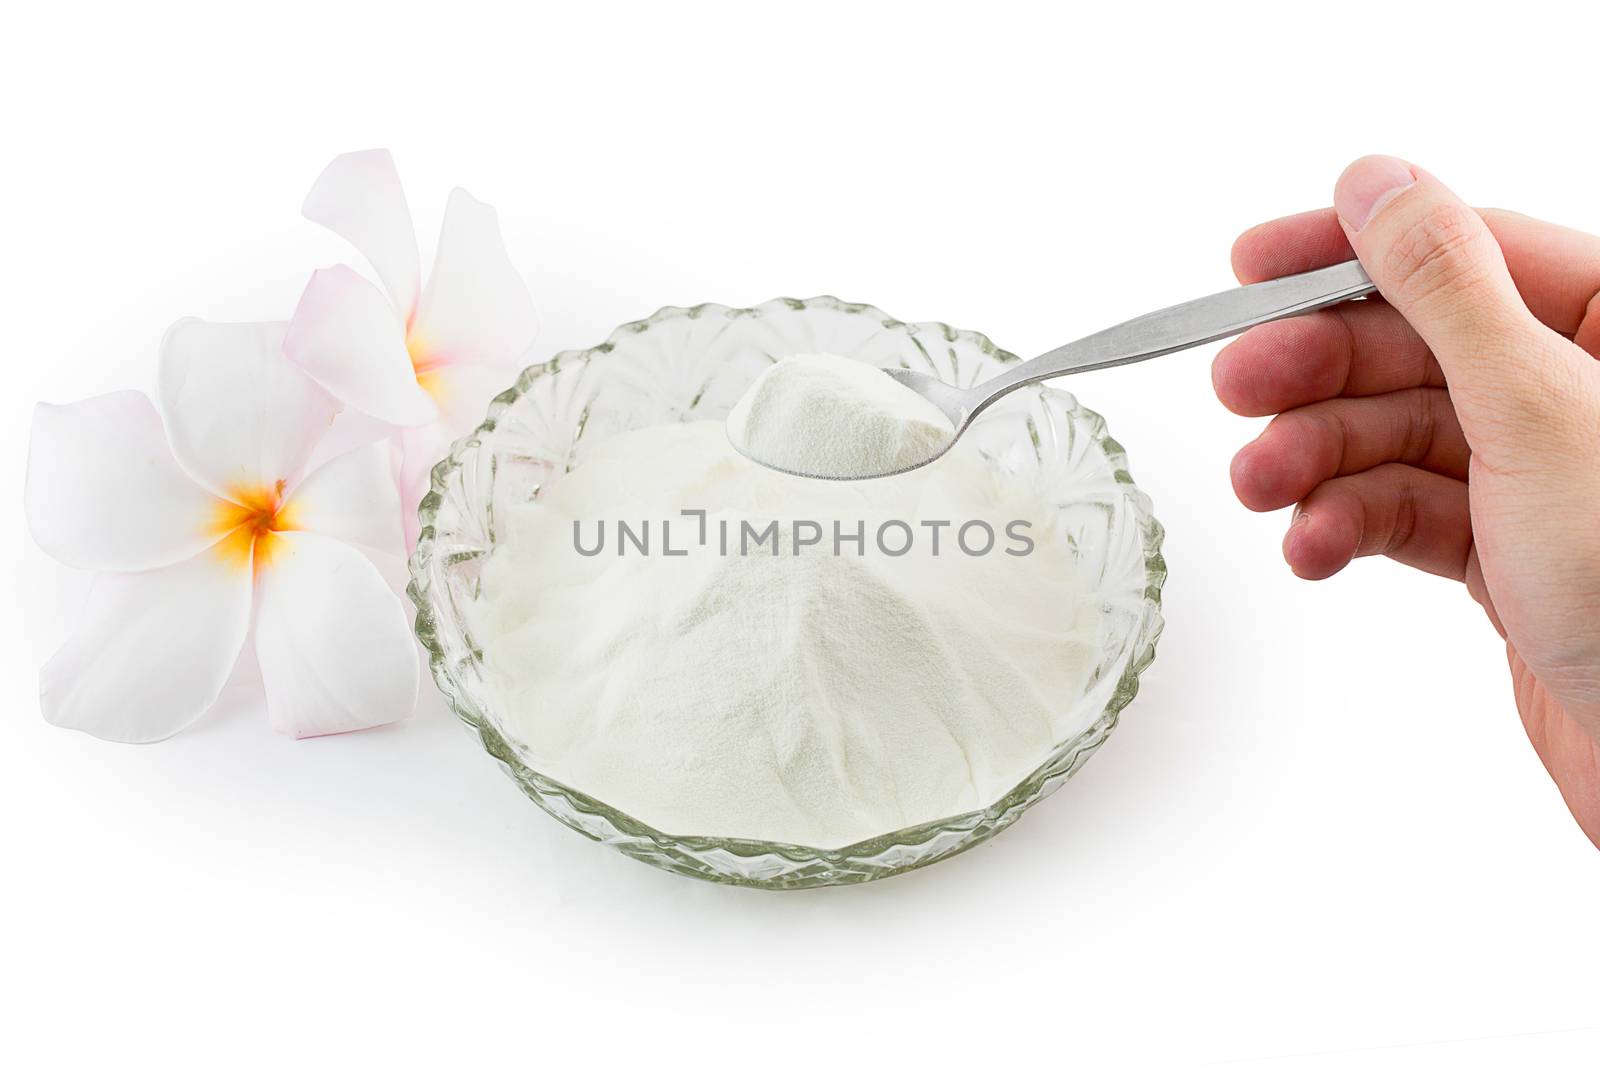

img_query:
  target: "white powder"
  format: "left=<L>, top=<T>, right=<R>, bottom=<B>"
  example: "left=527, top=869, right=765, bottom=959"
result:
left=472, top=420, right=1102, bottom=848
left=727, top=353, right=955, bottom=478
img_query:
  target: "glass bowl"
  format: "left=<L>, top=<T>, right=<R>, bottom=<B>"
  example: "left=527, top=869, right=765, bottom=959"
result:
left=408, top=296, right=1166, bottom=889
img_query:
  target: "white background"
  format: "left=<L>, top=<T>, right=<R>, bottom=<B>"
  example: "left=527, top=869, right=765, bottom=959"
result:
left=5, top=3, right=1597, bottom=1063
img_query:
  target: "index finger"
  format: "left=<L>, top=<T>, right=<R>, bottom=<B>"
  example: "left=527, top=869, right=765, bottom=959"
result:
left=1231, top=207, right=1600, bottom=343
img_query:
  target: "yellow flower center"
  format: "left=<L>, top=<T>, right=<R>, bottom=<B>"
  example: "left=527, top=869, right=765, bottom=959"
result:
left=406, top=331, right=447, bottom=401
left=210, top=480, right=298, bottom=572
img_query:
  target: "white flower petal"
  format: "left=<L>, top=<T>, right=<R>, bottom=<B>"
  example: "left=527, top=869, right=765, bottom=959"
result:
left=254, top=532, right=419, bottom=738
left=41, top=546, right=253, bottom=742
left=361, top=539, right=411, bottom=597
left=411, top=188, right=537, bottom=368
left=288, top=442, right=404, bottom=557
left=26, top=392, right=223, bottom=572
left=301, top=407, right=398, bottom=475
left=159, top=318, right=339, bottom=499
left=284, top=266, right=436, bottom=428
left=301, top=148, right=421, bottom=318
left=423, top=360, right=517, bottom=438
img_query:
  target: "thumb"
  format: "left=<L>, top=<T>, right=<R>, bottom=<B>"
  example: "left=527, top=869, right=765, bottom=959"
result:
left=1334, top=156, right=1575, bottom=427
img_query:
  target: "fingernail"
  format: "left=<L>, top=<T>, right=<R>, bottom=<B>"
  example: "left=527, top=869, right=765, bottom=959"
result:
left=1335, top=155, right=1418, bottom=232
left=1291, top=504, right=1310, bottom=527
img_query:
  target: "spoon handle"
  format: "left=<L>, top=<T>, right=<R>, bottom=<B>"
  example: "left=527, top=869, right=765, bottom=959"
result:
left=974, top=259, right=1377, bottom=414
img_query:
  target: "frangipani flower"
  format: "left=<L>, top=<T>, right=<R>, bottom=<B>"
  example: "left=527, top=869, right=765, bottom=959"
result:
left=25, top=319, right=419, bottom=742
left=285, top=149, right=538, bottom=547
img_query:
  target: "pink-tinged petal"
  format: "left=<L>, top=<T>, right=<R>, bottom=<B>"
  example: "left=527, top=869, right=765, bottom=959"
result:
left=159, top=318, right=339, bottom=499
left=284, top=265, right=436, bottom=428
left=302, top=148, right=421, bottom=319
left=390, top=362, right=515, bottom=551
left=393, top=425, right=451, bottom=552
left=287, top=442, right=404, bottom=558
left=254, top=532, right=418, bottom=738
left=26, top=392, right=223, bottom=572
left=410, top=188, right=537, bottom=369
left=41, top=546, right=253, bottom=742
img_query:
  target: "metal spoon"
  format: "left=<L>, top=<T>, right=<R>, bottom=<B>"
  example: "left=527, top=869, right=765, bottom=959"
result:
left=743, top=259, right=1376, bottom=481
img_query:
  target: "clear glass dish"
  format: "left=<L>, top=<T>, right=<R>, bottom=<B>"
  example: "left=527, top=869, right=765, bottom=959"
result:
left=408, top=296, right=1166, bottom=889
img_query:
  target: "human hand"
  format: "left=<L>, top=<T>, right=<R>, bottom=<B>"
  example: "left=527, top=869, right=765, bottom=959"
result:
left=1212, top=156, right=1600, bottom=844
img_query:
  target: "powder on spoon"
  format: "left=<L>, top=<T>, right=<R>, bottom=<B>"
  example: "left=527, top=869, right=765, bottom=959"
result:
left=471, top=419, right=1101, bottom=848
left=727, top=353, right=955, bottom=478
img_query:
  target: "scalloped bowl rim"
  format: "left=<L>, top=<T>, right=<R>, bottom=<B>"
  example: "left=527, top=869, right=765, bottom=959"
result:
left=407, top=295, right=1167, bottom=886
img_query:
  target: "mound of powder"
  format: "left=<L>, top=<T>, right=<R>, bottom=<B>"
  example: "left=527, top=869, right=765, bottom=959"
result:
left=726, top=353, right=955, bottom=478
left=471, top=420, right=1102, bottom=848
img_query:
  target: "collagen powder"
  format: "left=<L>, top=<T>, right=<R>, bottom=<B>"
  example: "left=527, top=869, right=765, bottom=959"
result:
left=472, top=415, right=1102, bottom=848
left=727, top=353, right=955, bottom=478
